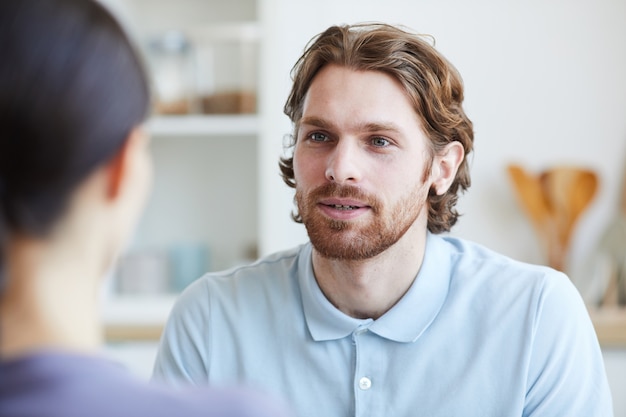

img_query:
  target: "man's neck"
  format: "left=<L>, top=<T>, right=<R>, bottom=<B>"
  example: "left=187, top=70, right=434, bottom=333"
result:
left=311, top=228, right=428, bottom=320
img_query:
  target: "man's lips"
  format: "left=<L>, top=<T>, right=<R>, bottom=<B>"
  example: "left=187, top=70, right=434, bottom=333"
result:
left=317, top=198, right=371, bottom=219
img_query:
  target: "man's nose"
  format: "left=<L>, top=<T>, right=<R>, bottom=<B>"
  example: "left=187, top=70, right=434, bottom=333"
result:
left=325, top=140, right=362, bottom=184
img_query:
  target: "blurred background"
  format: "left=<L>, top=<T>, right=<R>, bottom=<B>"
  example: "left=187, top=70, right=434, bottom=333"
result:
left=98, top=0, right=626, bottom=413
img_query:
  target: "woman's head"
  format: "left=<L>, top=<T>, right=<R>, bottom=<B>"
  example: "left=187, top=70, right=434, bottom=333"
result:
left=0, top=0, right=151, bottom=242
left=281, top=23, right=474, bottom=233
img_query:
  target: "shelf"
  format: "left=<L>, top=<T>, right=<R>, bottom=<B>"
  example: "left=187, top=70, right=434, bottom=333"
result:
left=589, top=307, right=626, bottom=348
left=102, top=294, right=177, bottom=342
left=147, top=114, right=259, bottom=136
left=104, top=324, right=164, bottom=342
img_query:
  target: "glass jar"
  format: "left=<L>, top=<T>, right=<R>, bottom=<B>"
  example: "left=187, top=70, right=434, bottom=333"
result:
left=190, top=23, right=258, bottom=114
left=147, top=31, right=195, bottom=115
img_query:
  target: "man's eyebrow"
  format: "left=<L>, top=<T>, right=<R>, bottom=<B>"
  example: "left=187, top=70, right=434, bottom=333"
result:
left=360, top=122, right=402, bottom=134
left=299, top=116, right=402, bottom=133
left=298, top=116, right=333, bottom=129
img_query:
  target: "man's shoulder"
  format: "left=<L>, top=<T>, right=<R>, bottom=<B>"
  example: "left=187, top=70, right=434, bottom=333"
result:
left=203, top=243, right=307, bottom=285
left=439, top=234, right=559, bottom=272
left=171, top=243, right=309, bottom=309
left=433, top=234, right=570, bottom=293
left=432, top=235, right=587, bottom=337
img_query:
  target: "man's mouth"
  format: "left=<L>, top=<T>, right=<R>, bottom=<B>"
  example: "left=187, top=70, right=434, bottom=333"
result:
left=315, top=191, right=372, bottom=217
left=330, top=204, right=360, bottom=211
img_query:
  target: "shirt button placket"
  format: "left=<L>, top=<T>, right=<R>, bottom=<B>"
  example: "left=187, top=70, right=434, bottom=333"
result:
left=352, top=323, right=374, bottom=417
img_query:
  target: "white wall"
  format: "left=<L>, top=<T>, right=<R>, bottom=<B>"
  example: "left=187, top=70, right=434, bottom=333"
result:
left=258, top=0, right=626, bottom=414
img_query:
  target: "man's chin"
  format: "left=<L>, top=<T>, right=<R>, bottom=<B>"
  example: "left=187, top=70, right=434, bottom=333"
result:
left=310, top=236, right=391, bottom=261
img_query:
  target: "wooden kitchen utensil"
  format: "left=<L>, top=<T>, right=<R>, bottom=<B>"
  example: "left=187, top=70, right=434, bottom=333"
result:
left=540, top=167, right=598, bottom=270
left=507, top=164, right=599, bottom=272
left=506, top=165, right=551, bottom=239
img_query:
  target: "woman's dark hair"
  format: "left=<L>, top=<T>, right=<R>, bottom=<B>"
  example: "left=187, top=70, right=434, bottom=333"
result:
left=0, top=0, right=151, bottom=242
left=0, top=0, right=150, bottom=284
left=280, top=23, right=474, bottom=234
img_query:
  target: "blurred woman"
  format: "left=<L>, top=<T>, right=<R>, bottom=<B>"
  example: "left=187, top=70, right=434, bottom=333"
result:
left=0, top=1, right=290, bottom=416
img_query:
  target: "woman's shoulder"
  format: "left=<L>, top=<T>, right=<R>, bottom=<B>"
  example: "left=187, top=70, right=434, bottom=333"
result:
left=0, top=351, right=291, bottom=417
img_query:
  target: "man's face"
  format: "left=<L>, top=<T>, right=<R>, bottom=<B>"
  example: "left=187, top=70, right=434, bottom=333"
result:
left=293, top=64, right=434, bottom=260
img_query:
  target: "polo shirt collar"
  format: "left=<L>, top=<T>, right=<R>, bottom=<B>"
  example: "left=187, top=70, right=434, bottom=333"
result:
left=298, top=232, right=451, bottom=343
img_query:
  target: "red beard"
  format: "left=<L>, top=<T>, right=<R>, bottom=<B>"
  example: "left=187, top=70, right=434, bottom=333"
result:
left=296, top=182, right=427, bottom=260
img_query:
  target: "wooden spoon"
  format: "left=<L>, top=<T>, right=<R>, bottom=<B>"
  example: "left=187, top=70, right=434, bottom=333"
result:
left=540, top=167, right=598, bottom=251
left=506, top=164, right=553, bottom=245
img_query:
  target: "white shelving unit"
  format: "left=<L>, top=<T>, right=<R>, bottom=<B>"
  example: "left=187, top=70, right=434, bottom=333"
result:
left=101, top=0, right=263, bottom=341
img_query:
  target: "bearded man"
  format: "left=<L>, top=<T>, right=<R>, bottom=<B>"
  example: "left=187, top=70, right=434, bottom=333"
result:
left=153, top=23, right=613, bottom=417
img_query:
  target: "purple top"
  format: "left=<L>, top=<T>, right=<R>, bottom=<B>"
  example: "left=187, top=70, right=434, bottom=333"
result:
left=0, top=350, right=291, bottom=417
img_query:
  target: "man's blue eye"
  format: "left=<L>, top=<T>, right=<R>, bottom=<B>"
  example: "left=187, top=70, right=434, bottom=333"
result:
left=310, top=132, right=327, bottom=141
left=372, top=137, right=389, bottom=147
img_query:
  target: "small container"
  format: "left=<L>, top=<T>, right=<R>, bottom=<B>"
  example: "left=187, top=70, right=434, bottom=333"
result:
left=189, top=23, right=259, bottom=114
left=169, top=243, right=209, bottom=292
left=147, top=31, right=195, bottom=115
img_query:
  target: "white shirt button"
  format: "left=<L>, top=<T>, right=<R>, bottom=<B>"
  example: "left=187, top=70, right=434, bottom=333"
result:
left=358, top=377, right=372, bottom=390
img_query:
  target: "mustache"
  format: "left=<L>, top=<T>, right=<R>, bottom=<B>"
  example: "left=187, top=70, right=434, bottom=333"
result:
left=308, top=183, right=380, bottom=210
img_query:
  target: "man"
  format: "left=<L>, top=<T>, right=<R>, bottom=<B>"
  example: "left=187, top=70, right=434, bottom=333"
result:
left=154, top=23, right=613, bottom=416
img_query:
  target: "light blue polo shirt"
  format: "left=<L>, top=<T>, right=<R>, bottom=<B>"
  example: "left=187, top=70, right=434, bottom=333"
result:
left=153, top=233, right=613, bottom=417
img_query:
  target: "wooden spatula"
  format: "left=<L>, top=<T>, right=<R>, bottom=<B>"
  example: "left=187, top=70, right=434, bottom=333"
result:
left=507, top=164, right=598, bottom=272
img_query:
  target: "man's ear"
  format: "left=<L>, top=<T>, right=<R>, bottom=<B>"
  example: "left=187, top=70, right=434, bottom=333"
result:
left=105, top=127, right=144, bottom=200
left=431, top=141, right=465, bottom=196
